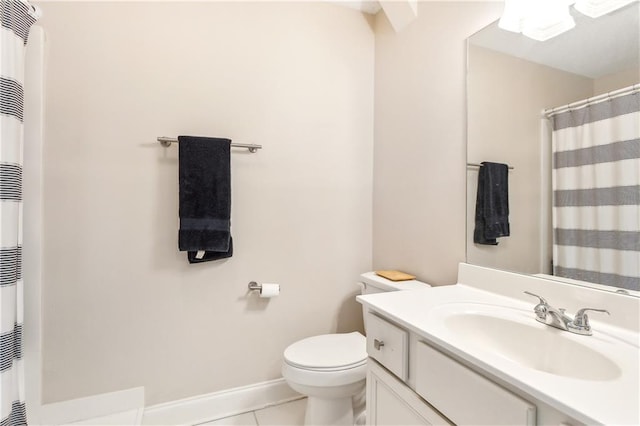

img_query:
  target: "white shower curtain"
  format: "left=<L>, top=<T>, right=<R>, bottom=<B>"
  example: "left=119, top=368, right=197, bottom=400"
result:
left=551, top=90, right=640, bottom=292
left=1, top=1, right=39, bottom=425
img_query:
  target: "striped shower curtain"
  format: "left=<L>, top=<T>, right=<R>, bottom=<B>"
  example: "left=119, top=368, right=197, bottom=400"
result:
left=1, top=1, right=39, bottom=425
left=551, top=90, right=640, bottom=292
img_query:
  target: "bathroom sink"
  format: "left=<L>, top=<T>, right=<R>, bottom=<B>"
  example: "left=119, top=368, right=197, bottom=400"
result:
left=428, top=303, right=622, bottom=381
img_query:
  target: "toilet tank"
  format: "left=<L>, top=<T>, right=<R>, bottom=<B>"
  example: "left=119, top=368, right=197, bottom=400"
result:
left=359, top=271, right=431, bottom=295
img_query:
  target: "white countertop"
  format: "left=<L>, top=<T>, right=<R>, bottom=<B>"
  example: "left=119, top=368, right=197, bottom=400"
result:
left=357, top=284, right=640, bottom=425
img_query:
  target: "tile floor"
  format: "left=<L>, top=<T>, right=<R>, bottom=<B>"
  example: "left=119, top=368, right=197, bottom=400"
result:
left=198, top=398, right=307, bottom=426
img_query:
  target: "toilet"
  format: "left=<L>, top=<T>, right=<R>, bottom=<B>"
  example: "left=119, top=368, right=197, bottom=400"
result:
left=282, top=272, right=431, bottom=425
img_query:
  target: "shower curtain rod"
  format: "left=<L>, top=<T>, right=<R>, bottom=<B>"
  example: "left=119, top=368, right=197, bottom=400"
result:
left=544, top=83, right=640, bottom=118
left=157, top=136, right=262, bottom=153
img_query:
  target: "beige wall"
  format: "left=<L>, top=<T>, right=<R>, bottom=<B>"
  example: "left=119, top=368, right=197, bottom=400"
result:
left=372, top=2, right=503, bottom=286
left=466, top=46, right=593, bottom=274
left=40, top=2, right=373, bottom=405
left=594, top=67, right=640, bottom=94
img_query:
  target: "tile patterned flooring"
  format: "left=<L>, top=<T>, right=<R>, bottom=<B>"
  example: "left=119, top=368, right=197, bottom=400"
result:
left=198, top=398, right=307, bottom=426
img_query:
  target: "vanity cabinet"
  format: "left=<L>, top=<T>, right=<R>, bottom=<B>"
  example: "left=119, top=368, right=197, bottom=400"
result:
left=358, top=266, right=637, bottom=425
left=365, top=311, right=569, bottom=426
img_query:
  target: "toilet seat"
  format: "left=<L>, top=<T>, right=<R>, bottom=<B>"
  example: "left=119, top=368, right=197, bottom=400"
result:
left=282, top=358, right=367, bottom=388
left=282, top=332, right=367, bottom=388
left=283, top=332, right=367, bottom=371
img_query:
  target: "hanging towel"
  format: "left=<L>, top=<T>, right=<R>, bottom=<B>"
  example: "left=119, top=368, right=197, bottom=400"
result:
left=473, top=161, right=510, bottom=245
left=178, top=136, right=233, bottom=263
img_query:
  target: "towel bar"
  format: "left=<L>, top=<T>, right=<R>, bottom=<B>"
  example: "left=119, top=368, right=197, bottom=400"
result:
left=157, top=136, right=262, bottom=153
left=467, top=162, right=514, bottom=170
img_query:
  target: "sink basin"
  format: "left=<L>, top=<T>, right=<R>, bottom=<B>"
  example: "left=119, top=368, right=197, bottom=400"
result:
left=429, top=303, right=622, bottom=381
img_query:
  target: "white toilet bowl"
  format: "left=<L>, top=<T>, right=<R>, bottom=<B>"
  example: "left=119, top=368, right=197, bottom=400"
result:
left=282, top=332, right=367, bottom=426
left=282, top=273, right=431, bottom=425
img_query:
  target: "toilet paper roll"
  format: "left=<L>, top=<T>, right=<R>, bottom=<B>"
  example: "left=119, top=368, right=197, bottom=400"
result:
left=260, top=283, right=280, bottom=298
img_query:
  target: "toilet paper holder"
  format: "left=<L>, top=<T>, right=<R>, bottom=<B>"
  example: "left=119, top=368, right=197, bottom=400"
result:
left=247, top=281, right=280, bottom=298
left=248, top=281, right=262, bottom=291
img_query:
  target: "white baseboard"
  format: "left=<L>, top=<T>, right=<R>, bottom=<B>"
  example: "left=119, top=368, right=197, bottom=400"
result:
left=67, top=408, right=144, bottom=426
left=40, top=387, right=145, bottom=426
left=35, top=379, right=300, bottom=426
left=142, top=378, right=302, bottom=426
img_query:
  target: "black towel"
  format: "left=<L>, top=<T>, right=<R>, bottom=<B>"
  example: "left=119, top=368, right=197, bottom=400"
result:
left=473, top=161, right=510, bottom=245
left=178, top=136, right=233, bottom=263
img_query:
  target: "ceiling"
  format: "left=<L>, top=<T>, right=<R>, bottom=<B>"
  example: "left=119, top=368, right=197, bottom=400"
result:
left=469, top=2, right=640, bottom=79
left=332, top=1, right=639, bottom=79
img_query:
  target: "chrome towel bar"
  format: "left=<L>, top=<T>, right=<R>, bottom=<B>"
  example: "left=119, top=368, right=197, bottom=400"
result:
left=157, top=136, right=262, bottom=153
left=467, top=162, right=514, bottom=170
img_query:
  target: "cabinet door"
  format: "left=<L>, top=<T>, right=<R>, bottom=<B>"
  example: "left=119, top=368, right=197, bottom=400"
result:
left=367, top=360, right=451, bottom=426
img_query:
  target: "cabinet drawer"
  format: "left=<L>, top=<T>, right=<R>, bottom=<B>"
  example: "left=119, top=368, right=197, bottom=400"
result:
left=415, top=341, right=536, bottom=426
left=366, top=313, right=408, bottom=381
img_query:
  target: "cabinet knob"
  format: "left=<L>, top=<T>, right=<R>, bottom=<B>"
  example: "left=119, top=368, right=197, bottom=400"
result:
left=374, top=339, right=385, bottom=350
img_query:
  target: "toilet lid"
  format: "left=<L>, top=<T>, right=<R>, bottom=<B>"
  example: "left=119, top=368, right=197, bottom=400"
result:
left=283, top=332, right=367, bottom=370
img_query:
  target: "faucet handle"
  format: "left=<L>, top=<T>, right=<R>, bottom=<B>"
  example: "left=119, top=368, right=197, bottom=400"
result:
left=573, top=308, right=611, bottom=328
left=524, top=291, right=550, bottom=320
left=524, top=291, right=548, bottom=305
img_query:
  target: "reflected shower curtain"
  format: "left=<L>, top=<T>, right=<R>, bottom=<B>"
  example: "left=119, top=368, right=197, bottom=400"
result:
left=551, top=90, right=640, bottom=292
left=1, top=1, right=38, bottom=425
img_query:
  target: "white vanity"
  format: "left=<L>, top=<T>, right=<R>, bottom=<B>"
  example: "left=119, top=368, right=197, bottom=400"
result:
left=357, top=264, right=640, bottom=425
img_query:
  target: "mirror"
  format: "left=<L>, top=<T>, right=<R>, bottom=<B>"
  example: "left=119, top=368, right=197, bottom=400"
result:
left=466, top=3, right=639, bottom=296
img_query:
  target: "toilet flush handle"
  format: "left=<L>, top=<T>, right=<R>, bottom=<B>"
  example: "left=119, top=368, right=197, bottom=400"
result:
left=374, top=339, right=385, bottom=350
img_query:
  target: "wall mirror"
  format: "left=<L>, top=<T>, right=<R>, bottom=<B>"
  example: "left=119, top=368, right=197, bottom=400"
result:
left=466, top=3, right=639, bottom=297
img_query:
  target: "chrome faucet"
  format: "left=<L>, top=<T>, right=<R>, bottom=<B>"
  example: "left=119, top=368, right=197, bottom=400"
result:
left=524, top=291, right=610, bottom=336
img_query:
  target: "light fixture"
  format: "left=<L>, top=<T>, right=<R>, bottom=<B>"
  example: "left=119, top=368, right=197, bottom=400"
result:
left=499, top=0, right=576, bottom=41
left=573, top=0, right=637, bottom=18
left=498, top=0, right=526, bottom=33
left=522, top=1, right=576, bottom=41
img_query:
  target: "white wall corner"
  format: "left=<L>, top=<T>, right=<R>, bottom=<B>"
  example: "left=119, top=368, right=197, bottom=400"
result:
left=380, top=0, right=418, bottom=32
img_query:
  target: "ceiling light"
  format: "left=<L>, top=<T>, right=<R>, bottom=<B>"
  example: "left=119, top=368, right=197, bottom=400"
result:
left=499, top=0, right=576, bottom=41
left=498, top=0, right=526, bottom=32
left=522, top=1, right=576, bottom=41
left=574, top=0, right=637, bottom=18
